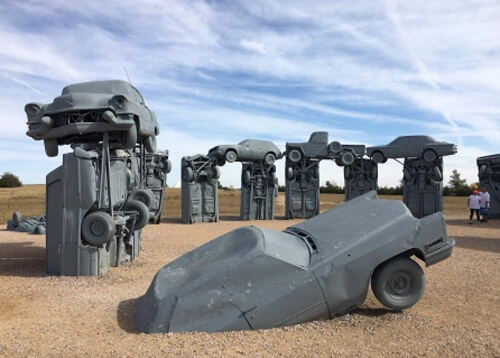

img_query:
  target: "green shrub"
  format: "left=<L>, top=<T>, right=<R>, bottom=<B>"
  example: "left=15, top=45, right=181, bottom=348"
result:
left=0, top=172, right=23, bottom=188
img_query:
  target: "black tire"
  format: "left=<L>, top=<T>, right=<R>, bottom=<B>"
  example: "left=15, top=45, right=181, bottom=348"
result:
left=264, top=153, right=276, bottom=165
left=123, top=200, right=149, bottom=230
left=371, top=151, right=386, bottom=164
left=81, top=211, right=116, bottom=246
left=225, top=150, right=237, bottom=163
left=288, top=149, right=302, bottom=163
left=371, top=257, right=426, bottom=311
left=286, top=166, right=294, bottom=180
left=44, top=139, right=58, bottom=157
left=423, top=149, right=437, bottom=163
left=329, top=141, right=342, bottom=154
left=341, top=151, right=355, bottom=166
left=183, top=167, right=194, bottom=182
left=144, top=135, right=157, bottom=153
left=128, top=189, right=152, bottom=209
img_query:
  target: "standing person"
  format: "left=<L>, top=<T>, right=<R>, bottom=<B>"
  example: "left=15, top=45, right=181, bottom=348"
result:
left=479, top=186, right=490, bottom=222
left=468, top=189, right=481, bottom=224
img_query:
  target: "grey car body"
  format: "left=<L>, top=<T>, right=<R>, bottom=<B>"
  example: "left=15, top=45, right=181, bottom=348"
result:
left=286, top=131, right=365, bottom=165
left=135, top=191, right=455, bottom=333
left=366, top=136, right=457, bottom=164
left=208, top=139, right=283, bottom=165
left=25, top=80, right=159, bottom=156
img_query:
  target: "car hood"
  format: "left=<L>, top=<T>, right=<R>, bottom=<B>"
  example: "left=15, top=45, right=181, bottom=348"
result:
left=289, top=191, right=441, bottom=263
left=135, top=226, right=312, bottom=333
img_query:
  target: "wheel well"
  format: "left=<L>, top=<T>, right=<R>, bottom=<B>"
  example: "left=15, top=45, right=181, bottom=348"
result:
left=372, top=249, right=425, bottom=275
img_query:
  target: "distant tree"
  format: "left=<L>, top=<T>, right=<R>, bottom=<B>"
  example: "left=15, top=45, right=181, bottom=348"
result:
left=447, top=169, right=470, bottom=196
left=0, top=172, right=22, bottom=187
left=320, top=181, right=344, bottom=194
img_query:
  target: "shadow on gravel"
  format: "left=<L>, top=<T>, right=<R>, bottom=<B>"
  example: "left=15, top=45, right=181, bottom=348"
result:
left=353, top=307, right=395, bottom=317
left=453, top=236, right=500, bottom=254
left=117, top=298, right=138, bottom=333
left=0, top=241, right=46, bottom=277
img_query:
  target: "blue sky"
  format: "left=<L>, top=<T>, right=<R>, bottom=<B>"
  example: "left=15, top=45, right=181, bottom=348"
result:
left=1, top=0, right=499, bottom=188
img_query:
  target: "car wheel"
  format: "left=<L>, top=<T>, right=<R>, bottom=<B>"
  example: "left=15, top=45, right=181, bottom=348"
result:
left=286, top=166, right=294, bottom=180
left=225, top=150, right=237, bottom=163
left=183, top=167, right=194, bottom=182
left=128, top=189, right=153, bottom=209
left=12, top=212, right=21, bottom=226
left=264, top=153, right=276, bottom=165
left=371, top=256, right=426, bottom=311
left=144, top=135, right=157, bottom=153
left=163, top=159, right=172, bottom=174
left=34, top=225, right=46, bottom=235
left=341, top=151, right=355, bottom=166
left=371, top=151, right=386, bottom=164
left=122, top=126, right=138, bottom=149
left=123, top=200, right=149, bottom=230
left=217, top=157, right=226, bottom=167
left=44, top=139, right=59, bottom=157
left=213, top=166, right=221, bottom=180
left=329, top=141, right=342, bottom=154
left=243, top=170, right=251, bottom=185
left=422, top=149, right=437, bottom=163
left=81, top=211, right=116, bottom=246
left=288, top=149, right=302, bottom=163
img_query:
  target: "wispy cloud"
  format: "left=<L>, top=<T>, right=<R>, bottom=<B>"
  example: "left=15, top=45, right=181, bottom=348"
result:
left=0, top=0, right=498, bottom=186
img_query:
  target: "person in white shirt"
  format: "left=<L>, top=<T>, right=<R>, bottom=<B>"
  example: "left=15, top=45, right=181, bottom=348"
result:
left=479, top=187, right=490, bottom=222
left=467, top=189, right=481, bottom=224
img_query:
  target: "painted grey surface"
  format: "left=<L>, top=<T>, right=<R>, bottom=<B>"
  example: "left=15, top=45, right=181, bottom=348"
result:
left=366, top=135, right=457, bottom=164
left=403, top=158, right=444, bottom=218
left=144, top=150, right=172, bottom=224
left=285, top=132, right=366, bottom=218
left=25, top=80, right=168, bottom=276
left=181, top=155, right=219, bottom=224
left=208, top=139, right=283, bottom=166
left=285, top=158, right=320, bottom=219
left=6, top=212, right=46, bottom=235
left=477, top=154, right=500, bottom=218
left=25, top=80, right=159, bottom=157
left=240, top=163, right=277, bottom=220
left=135, top=191, right=455, bottom=333
left=46, top=148, right=143, bottom=276
left=344, top=158, right=378, bottom=201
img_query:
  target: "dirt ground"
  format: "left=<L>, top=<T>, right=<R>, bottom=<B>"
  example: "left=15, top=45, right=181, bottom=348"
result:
left=0, top=210, right=499, bottom=357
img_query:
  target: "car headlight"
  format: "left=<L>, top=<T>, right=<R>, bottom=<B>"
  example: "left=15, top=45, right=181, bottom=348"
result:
left=25, top=102, right=42, bottom=116
left=111, top=95, right=128, bottom=109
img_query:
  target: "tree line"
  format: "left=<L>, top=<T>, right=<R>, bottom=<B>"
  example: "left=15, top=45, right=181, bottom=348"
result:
left=278, top=169, right=477, bottom=197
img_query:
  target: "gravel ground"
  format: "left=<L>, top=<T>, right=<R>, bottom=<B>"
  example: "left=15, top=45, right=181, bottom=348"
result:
left=0, top=214, right=499, bottom=357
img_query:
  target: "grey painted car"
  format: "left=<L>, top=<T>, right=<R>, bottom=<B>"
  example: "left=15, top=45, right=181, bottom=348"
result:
left=135, top=191, right=455, bottom=333
left=25, top=80, right=159, bottom=157
left=208, top=139, right=283, bottom=165
left=366, top=135, right=457, bottom=164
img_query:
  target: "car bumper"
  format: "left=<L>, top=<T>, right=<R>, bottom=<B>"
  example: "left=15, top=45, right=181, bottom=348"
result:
left=423, top=237, right=455, bottom=266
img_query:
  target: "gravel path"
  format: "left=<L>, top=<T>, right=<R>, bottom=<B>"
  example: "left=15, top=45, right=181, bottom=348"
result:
left=0, top=214, right=499, bottom=357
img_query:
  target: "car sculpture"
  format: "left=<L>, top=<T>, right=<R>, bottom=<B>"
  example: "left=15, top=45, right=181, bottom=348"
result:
left=135, top=191, right=455, bottom=333
left=366, top=135, right=457, bottom=164
left=208, top=139, right=283, bottom=166
left=25, top=80, right=159, bottom=157
left=286, top=131, right=365, bottom=166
